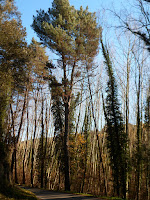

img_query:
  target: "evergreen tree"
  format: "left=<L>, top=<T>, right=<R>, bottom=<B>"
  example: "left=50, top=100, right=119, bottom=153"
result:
left=144, top=82, right=150, bottom=199
left=0, top=0, right=29, bottom=187
left=101, top=37, right=127, bottom=198
left=145, top=82, right=150, bottom=131
left=32, top=0, right=100, bottom=191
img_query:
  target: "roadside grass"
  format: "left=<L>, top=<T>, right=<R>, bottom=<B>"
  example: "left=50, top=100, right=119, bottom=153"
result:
left=99, top=197, right=123, bottom=200
left=59, top=190, right=124, bottom=200
left=0, top=185, right=38, bottom=200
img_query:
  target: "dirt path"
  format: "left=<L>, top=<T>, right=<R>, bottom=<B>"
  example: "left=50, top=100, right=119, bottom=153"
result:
left=22, top=187, right=102, bottom=200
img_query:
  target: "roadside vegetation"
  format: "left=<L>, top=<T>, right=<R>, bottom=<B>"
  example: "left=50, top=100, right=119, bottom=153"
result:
left=0, top=186, right=38, bottom=200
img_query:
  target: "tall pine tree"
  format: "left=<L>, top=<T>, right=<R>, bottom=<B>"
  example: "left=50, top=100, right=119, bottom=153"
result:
left=32, top=0, right=100, bottom=191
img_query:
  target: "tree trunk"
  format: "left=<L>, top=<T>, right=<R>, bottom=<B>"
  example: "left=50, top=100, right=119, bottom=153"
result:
left=136, top=66, right=141, bottom=200
left=23, top=90, right=29, bottom=184
left=63, top=58, right=70, bottom=191
left=87, top=64, right=107, bottom=195
left=31, top=95, right=37, bottom=187
left=44, top=101, right=48, bottom=189
left=10, top=90, right=27, bottom=184
left=64, top=101, right=70, bottom=191
left=41, top=94, right=44, bottom=188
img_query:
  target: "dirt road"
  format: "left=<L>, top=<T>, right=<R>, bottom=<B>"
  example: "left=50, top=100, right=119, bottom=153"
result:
left=23, top=187, right=102, bottom=200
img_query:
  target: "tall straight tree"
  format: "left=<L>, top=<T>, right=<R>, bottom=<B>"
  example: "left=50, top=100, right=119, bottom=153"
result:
left=32, top=0, right=100, bottom=191
left=100, top=37, right=127, bottom=198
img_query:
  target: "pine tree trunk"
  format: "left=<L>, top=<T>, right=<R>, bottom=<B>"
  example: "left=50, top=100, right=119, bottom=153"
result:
left=64, top=101, right=70, bottom=191
left=63, top=58, right=70, bottom=191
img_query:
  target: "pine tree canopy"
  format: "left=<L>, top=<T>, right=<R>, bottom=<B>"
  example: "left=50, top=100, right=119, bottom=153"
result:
left=32, top=0, right=101, bottom=64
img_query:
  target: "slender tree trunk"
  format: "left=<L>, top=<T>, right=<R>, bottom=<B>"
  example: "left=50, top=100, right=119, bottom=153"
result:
left=146, top=85, right=150, bottom=200
left=31, top=95, right=37, bottom=187
left=23, top=90, right=29, bottom=184
left=10, top=103, right=15, bottom=180
left=136, top=66, right=141, bottom=200
left=81, top=103, right=90, bottom=193
left=64, top=100, right=70, bottom=191
left=125, top=45, right=131, bottom=199
left=41, top=94, right=44, bottom=188
left=10, top=90, right=27, bottom=184
left=63, top=58, right=70, bottom=191
left=44, top=101, right=48, bottom=189
left=86, top=64, right=107, bottom=196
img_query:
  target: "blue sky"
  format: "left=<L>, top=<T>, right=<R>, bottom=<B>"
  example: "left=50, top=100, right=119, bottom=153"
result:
left=15, top=0, right=122, bottom=43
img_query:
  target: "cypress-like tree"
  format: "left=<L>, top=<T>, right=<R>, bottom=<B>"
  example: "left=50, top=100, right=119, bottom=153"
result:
left=144, top=82, right=150, bottom=200
left=101, top=37, right=127, bottom=198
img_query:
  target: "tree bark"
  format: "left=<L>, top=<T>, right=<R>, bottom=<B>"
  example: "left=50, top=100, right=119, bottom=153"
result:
left=31, top=94, right=37, bottom=187
left=63, top=57, right=70, bottom=191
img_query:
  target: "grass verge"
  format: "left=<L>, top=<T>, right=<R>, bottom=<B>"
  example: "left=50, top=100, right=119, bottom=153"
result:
left=0, top=185, right=38, bottom=200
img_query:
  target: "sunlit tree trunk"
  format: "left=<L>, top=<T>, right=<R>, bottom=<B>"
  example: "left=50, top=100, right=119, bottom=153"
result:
left=31, top=94, right=37, bottom=187
left=41, top=93, right=44, bottom=188
left=23, top=89, right=29, bottom=184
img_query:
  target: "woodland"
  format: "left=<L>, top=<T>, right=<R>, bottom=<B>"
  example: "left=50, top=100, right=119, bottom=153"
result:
left=0, top=0, right=150, bottom=199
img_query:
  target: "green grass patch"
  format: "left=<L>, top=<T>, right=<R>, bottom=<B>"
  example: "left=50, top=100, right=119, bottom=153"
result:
left=0, top=185, right=38, bottom=200
left=100, top=197, right=123, bottom=200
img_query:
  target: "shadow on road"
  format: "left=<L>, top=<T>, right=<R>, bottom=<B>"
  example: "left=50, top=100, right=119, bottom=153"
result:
left=20, top=186, right=101, bottom=200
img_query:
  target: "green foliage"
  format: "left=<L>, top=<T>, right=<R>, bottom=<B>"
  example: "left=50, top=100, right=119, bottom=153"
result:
left=0, top=0, right=29, bottom=136
left=0, top=0, right=31, bottom=187
left=28, top=38, right=50, bottom=86
left=101, top=37, right=127, bottom=198
left=50, top=76, right=64, bottom=135
left=0, top=0, right=29, bottom=92
left=32, top=0, right=100, bottom=62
